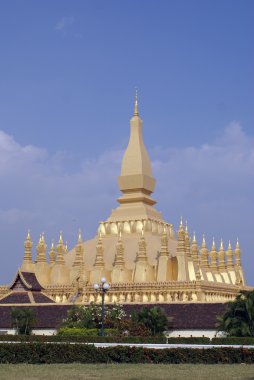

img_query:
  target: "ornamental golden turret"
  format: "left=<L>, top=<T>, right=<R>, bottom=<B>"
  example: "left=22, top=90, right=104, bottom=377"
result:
left=50, top=231, right=70, bottom=285
left=56, top=232, right=65, bottom=265
left=133, top=228, right=154, bottom=282
left=36, top=233, right=47, bottom=263
left=218, top=239, right=226, bottom=270
left=209, top=238, right=217, bottom=270
left=226, top=241, right=234, bottom=269
left=94, top=232, right=105, bottom=268
left=35, top=233, right=50, bottom=285
left=185, top=222, right=191, bottom=258
left=113, top=231, right=125, bottom=267
left=176, top=217, right=189, bottom=281
left=21, top=230, right=34, bottom=272
left=191, top=232, right=199, bottom=262
left=49, top=240, right=56, bottom=266
left=235, top=238, right=241, bottom=266
left=200, top=234, right=209, bottom=268
left=111, top=230, right=132, bottom=283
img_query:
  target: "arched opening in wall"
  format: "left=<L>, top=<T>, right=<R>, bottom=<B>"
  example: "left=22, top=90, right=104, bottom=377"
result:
left=123, top=222, right=131, bottom=234
left=136, top=221, right=143, bottom=233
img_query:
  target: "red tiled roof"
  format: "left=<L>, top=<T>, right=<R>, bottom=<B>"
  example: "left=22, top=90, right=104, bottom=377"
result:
left=0, top=303, right=227, bottom=330
left=0, top=292, right=30, bottom=304
left=124, top=303, right=226, bottom=330
left=32, top=292, right=54, bottom=304
left=21, top=272, right=43, bottom=291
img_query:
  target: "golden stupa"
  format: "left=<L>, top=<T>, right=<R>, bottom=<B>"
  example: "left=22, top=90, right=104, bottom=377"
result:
left=0, top=94, right=249, bottom=305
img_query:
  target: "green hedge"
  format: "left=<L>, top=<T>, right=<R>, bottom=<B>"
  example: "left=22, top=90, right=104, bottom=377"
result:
left=0, top=344, right=254, bottom=364
left=211, top=337, right=254, bottom=345
left=58, top=327, right=118, bottom=337
left=0, top=334, right=167, bottom=344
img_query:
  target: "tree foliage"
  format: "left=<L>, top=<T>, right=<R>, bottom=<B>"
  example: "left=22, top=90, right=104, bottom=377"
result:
left=217, top=290, right=254, bottom=337
left=131, top=306, right=172, bottom=336
left=11, top=307, right=36, bottom=335
left=61, top=303, right=126, bottom=329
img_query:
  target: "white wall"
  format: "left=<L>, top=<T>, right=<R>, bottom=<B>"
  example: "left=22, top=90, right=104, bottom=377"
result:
left=165, top=330, right=220, bottom=339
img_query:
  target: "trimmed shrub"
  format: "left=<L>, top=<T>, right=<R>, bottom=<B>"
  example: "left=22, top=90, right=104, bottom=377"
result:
left=0, top=344, right=254, bottom=364
left=58, top=327, right=118, bottom=337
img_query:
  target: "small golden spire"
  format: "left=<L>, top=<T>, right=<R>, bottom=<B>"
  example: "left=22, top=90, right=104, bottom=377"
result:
left=185, top=220, right=188, bottom=234
left=65, top=241, right=68, bottom=252
left=236, top=237, right=240, bottom=249
left=59, top=231, right=63, bottom=244
left=134, top=88, right=139, bottom=116
left=26, top=229, right=31, bottom=240
left=192, top=231, right=196, bottom=243
left=220, top=239, right=224, bottom=250
left=41, top=232, right=45, bottom=243
left=51, top=239, right=54, bottom=249
left=212, top=237, right=216, bottom=250
left=228, top=240, right=232, bottom=250
left=202, top=234, right=206, bottom=247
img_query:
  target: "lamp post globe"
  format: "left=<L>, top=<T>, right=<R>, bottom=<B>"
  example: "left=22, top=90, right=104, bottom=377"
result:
left=93, top=277, right=110, bottom=337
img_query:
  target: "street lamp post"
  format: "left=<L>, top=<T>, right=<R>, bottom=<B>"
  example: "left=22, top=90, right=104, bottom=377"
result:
left=93, top=277, right=110, bottom=337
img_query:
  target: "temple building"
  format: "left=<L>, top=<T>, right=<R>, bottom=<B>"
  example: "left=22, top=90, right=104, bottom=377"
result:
left=0, top=95, right=251, bottom=309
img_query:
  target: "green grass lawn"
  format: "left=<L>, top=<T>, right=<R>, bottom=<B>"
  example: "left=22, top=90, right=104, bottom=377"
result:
left=0, top=364, right=254, bottom=380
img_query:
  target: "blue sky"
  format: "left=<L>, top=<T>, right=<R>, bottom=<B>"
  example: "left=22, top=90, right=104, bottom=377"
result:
left=0, top=1, right=253, bottom=284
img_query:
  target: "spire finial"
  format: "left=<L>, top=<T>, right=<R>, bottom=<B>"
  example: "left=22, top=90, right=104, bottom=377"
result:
left=212, top=237, right=216, bottom=250
left=59, top=231, right=63, bottom=244
left=220, top=238, right=224, bottom=250
left=26, top=229, right=31, bottom=240
left=185, top=220, right=188, bottom=233
left=134, top=88, right=139, bottom=116
left=192, top=231, right=196, bottom=243
left=78, top=228, right=82, bottom=243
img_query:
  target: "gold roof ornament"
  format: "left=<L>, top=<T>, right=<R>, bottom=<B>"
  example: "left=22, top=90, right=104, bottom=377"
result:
left=26, top=229, right=31, bottom=241
left=212, top=237, right=216, bottom=250
left=59, top=231, right=63, bottom=244
left=201, top=234, right=206, bottom=248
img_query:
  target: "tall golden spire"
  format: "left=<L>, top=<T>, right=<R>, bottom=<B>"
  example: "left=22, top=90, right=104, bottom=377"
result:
left=134, top=88, right=139, bottom=116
